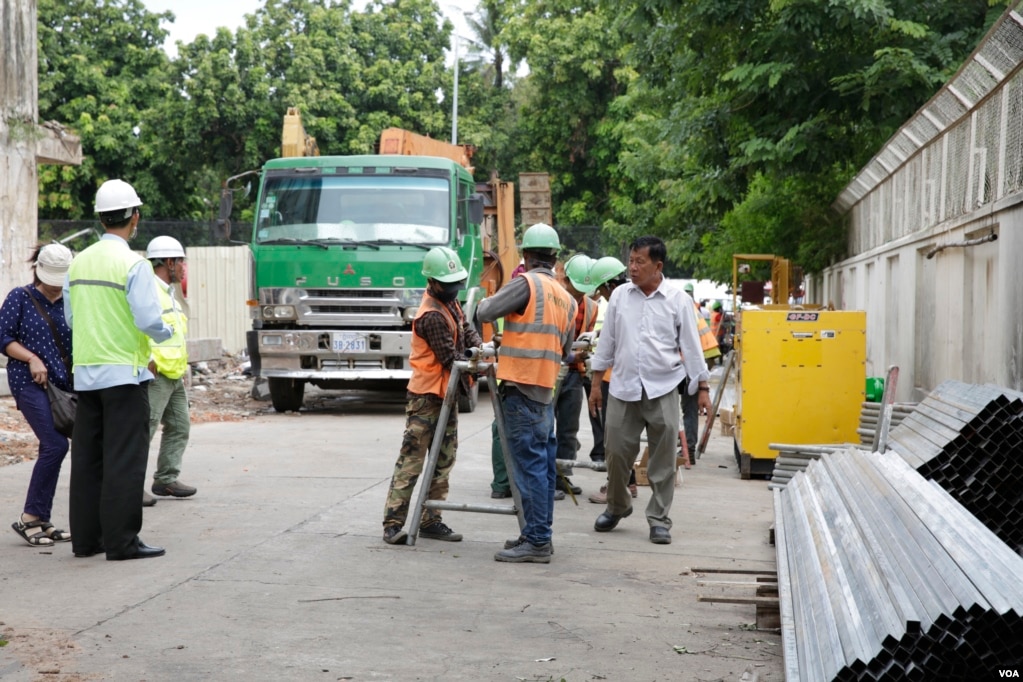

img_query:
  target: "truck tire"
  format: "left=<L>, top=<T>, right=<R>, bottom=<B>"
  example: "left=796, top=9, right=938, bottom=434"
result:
left=457, top=377, right=479, bottom=413
left=269, top=378, right=305, bottom=413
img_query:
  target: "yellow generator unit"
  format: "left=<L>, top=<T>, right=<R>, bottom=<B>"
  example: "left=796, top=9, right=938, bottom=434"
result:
left=733, top=308, right=865, bottom=479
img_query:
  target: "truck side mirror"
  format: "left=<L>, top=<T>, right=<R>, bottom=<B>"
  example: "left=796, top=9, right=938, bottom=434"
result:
left=214, top=188, right=233, bottom=241
left=468, top=193, right=484, bottom=225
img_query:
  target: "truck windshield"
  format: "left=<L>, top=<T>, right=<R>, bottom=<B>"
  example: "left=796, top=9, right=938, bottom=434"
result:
left=255, top=175, right=451, bottom=245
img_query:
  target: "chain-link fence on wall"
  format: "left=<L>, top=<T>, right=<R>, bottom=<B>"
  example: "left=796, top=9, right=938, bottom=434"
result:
left=838, top=3, right=1023, bottom=254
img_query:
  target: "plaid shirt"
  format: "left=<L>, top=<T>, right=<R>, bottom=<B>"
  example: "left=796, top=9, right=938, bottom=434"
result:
left=413, top=298, right=483, bottom=371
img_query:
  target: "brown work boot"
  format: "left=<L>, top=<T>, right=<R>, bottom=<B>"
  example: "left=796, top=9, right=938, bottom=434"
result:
left=587, top=484, right=607, bottom=504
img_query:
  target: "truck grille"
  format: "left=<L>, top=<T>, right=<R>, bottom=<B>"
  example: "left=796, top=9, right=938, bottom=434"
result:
left=296, top=289, right=403, bottom=327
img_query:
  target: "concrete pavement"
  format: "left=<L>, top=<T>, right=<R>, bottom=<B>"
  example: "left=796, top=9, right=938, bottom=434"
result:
left=0, top=388, right=781, bottom=681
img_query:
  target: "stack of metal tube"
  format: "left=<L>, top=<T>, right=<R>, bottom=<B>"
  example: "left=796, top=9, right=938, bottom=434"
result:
left=886, top=380, right=1023, bottom=553
left=767, top=401, right=917, bottom=491
left=775, top=448, right=1023, bottom=681
left=856, top=401, right=917, bottom=446
left=767, top=444, right=850, bottom=491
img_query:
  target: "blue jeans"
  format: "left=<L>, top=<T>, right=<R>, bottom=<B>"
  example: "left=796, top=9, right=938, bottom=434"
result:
left=501, top=388, right=556, bottom=545
left=555, top=370, right=584, bottom=461
left=14, top=382, right=70, bottom=520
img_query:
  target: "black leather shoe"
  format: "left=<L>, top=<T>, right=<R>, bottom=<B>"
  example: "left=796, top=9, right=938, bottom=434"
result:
left=490, top=489, right=512, bottom=499
left=74, top=546, right=104, bottom=558
left=650, top=526, right=672, bottom=544
left=594, top=507, right=633, bottom=532
left=107, top=540, right=166, bottom=561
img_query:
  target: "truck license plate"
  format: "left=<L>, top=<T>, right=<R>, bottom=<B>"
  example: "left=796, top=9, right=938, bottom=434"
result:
left=332, top=332, right=367, bottom=353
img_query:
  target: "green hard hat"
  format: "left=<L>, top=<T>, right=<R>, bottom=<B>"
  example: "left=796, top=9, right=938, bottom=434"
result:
left=683, top=282, right=694, bottom=294
left=589, top=256, right=626, bottom=287
left=422, top=246, right=468, bottom=283
left=565, top=254, right=597, bottom=294
left=521, top=223, right=561, bottom=251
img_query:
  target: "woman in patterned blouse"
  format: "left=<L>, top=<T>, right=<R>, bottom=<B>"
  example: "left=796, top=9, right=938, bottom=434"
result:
left=1, top=243, right=75, bottom=547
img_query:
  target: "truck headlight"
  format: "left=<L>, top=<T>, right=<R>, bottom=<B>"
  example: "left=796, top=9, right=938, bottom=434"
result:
left=397, top=288, right=427, bottom=308
left=262, top=305, right=296, bottom=320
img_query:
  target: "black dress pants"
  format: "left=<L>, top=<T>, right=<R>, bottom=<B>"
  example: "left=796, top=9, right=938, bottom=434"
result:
left=70, top=382, right=151, bottom=558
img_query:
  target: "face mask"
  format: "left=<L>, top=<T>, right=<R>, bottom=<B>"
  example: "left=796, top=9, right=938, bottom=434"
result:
left=434, top=282, right=463, bottom=303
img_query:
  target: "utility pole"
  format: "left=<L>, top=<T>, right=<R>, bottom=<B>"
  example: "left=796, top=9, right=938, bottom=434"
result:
left=451, top=35, right=460, bottom=144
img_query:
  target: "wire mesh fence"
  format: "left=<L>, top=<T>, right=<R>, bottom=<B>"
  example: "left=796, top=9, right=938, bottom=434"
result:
left=841, top=2, right=1023, bottom=254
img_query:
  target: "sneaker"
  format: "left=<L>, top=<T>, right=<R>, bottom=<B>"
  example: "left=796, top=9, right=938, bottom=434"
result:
left=151, top=481, right=197, bottom=498
left=383, top=526, right=407, bottom=545
left=419, top=521, right=462, bottom=542
left=142, top=491, right=158, bottom=507
left=505, top=535, right=554, bottom=554
left=494, top=540, right=552, bottom=563
left=588, top=484, right=608, bottom=504
left=554, top=489, right=566, bottom=501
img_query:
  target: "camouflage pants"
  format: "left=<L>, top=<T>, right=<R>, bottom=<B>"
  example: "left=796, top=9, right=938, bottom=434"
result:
left=383, top=394, right=457, bottom=529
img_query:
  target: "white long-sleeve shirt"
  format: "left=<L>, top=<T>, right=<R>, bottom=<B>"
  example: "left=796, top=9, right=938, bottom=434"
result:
left=589, top=277, right=709, bottom=401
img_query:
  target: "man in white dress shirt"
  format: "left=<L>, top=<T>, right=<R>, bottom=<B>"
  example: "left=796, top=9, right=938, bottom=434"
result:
left=587, top=236, right=711, bottom=545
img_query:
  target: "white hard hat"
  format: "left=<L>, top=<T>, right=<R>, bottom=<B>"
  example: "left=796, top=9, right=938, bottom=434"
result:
left=95, top=179, right=143, bottom=215
left=146, top=236, right=185, bottom=260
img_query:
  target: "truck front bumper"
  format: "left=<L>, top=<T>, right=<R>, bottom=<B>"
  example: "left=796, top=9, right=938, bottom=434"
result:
left=247, top=329, right=413, bottom=381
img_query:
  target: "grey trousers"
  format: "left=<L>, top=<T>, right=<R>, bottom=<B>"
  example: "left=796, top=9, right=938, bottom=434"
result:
left=604, top=387, right=680, bottom=529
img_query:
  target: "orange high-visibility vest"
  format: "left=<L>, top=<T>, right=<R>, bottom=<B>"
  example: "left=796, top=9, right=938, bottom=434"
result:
left=407, top=291, right=459, bottom=398
left=498, top=272, right=576, bottom=390
left=571, top=296, right=599, bottom=371
left=710, top=311, right=723, bottom=338
left=693, top=301, right=721, bottom=359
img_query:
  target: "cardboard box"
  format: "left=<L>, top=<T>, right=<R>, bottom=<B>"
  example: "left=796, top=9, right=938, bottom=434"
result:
left=632, top=446, right=685, bottom=486
left=720, top=422, right=735, bottom=437
left=634, top=447, right=650, bottom=485
left=719, top=408, right=735, bottom=426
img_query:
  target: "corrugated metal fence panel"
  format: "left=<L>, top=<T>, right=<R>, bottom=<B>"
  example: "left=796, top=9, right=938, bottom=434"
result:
left=186, top=246, right=250, bottom=355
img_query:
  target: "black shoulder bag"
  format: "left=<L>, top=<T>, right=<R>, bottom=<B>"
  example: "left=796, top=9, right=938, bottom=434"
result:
left=24, top=287, right=77, bottom=438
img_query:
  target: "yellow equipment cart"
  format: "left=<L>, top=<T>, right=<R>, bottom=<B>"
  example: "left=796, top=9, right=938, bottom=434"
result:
left=733, top=307, right=866, bottom=478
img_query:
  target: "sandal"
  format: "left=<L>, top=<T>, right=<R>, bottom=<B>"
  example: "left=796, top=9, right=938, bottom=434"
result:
left=42, top=521, right=71, bottom=543
left=12, top=515, right=55, bottom=547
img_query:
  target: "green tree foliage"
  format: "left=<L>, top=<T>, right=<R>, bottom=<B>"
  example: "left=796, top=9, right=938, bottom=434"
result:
left=610, top=0, right=1007, bottom=279
left=502, top=0, right=627, bottom=228
left=454, top=0, right=519, bottom=177
left=37, top=0, right=454, bottom=219
left=36, top=0, right=173, bottom=218
left=35, top=0, right=1009, bottom=275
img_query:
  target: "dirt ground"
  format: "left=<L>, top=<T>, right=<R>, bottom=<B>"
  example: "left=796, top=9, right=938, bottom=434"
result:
left=0, top=356, right=265, bottom=466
